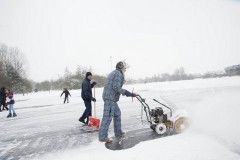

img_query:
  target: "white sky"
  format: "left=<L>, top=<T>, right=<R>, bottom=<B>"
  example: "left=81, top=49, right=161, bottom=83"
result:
left=0, top=0, right=240, bottom=82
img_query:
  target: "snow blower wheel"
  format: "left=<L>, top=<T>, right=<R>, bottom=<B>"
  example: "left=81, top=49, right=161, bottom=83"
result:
left=155, top=123, right=167, bottom=135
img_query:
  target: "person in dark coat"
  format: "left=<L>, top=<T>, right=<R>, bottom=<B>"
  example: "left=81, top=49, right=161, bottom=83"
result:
left=79, top=72, right=97, bottom=125
left=0, top=87, right=8, bottom=112
left=60, top=88, right=71, bottom=103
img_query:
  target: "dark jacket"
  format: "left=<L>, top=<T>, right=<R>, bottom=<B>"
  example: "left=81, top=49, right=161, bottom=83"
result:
left=61, top=90, right=71, bottom=97
left=81, top=78, right=93, bottom=102
left=0, top=88, right=7, bottom=102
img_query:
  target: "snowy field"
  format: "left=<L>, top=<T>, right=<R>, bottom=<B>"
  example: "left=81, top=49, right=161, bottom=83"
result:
left=0, top=76, right=240, bottom=160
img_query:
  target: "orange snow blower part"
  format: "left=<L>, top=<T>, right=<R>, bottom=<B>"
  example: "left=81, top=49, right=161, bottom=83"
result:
left=88, top=86, right=100, bottom=128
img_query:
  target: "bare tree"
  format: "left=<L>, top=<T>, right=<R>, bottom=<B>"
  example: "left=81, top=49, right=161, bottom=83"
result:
left=0, top=43, right=30, bottom=93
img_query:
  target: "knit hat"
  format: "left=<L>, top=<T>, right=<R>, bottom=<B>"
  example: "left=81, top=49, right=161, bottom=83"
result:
left=116, top=61, right=129, bottom=70
left=86, top=72, right=92, bottom=78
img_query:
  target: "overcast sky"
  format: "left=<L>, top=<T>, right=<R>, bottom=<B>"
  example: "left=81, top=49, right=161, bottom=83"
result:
left=0, top=0, right=240, bottom=82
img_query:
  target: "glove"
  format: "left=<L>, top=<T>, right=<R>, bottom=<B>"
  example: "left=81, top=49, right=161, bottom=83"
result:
left=91, top=97, right=96, bottom=102
left=91, top=80, right=97, bottom=86
left=125, top=90, right=136, bottom=97
left=131, top=93, right=137, bottom=97
left=91, top=80, right=97, bottom=88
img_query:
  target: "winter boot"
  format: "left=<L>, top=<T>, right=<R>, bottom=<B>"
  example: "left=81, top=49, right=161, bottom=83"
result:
left=7, top=113, right=12, bottom=118
left=116, top=131, right=126, bottom=139
left=13, top=113, right=17, bottom=117
left=79, top=118, right=87, bottom=125
left=120, top=131, right=126, bottom=137
left=99, top=138, right=113, bottom=143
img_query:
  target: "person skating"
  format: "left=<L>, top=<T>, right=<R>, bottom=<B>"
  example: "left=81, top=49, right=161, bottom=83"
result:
left=79, top=72, right=97, bottom=125
left=98, top=61, right=136, bottom=143
left=6, top=90, right=17, bottom=118
left=60, top=88, right=71, bottom=103
left=0, top=87, right=8, bottom=112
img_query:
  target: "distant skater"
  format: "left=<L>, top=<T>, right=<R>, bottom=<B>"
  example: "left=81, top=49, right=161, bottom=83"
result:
left=60, top=88, right=71, bottom=103
left=7, top=90, right=17, bottom=118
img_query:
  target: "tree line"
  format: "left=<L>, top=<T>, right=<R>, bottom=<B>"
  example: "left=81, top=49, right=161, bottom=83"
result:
left=128, top=65, right=240, bottom=84
left=1, top=43, right=240, bottom=93
left=34, top=66, right=106, bottom=92
left=33, top=63, right=240, bottom=91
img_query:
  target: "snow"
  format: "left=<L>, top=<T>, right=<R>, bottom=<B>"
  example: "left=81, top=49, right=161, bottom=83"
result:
left=1, top=76, right=240, bottom=160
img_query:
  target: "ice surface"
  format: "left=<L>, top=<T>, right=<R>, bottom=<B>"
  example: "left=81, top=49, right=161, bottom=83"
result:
left=0, top=76, right=240, bottom=160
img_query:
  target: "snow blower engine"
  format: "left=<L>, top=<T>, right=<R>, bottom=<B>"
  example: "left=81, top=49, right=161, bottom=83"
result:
left=136, top=95, right=188, bottom=135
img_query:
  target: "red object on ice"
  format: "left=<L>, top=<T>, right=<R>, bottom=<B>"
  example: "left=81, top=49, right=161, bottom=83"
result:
left=88, top=116, right=100, bottom=128
left=88, top=86, right=100, bottom=128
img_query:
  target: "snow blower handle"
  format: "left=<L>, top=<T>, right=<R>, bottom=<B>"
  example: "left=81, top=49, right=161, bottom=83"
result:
left=135, top=95, right=145, bottom=102
left=94, top=86, right=96, bottom=118
left=135, top=94, right=152, bottom=124
left=153, top=99, right=172, bottom=117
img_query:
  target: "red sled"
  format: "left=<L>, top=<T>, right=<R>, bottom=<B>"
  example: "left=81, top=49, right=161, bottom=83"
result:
left=88, top=116, right=100, bottom=128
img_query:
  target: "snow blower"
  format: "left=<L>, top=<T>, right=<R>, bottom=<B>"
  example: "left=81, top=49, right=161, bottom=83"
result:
left=88, top=86, right=100, bottom=128
left=136, top=95, right=189, bottom=135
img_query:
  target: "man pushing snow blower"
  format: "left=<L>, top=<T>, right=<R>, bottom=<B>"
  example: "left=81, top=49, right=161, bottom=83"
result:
left=98, top=61, right=136, bottom=143
left=105, top=94, right=189, bottom=150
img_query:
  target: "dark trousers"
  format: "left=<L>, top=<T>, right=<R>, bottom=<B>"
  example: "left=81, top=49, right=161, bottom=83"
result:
left=79, top=101, right=92, bottom=124
left=64, top=96, right=69, bottom=103
left=0, top=101, right=8, bottom=111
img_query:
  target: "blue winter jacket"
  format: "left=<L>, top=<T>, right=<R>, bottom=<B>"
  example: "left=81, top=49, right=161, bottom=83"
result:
left=81, top=78, right=93, bottom=102
left=102, top=69, right=129, bottom=102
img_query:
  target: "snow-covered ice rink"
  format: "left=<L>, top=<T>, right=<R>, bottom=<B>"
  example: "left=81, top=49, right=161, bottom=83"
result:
left=0, top=76, right=240, bottom=160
